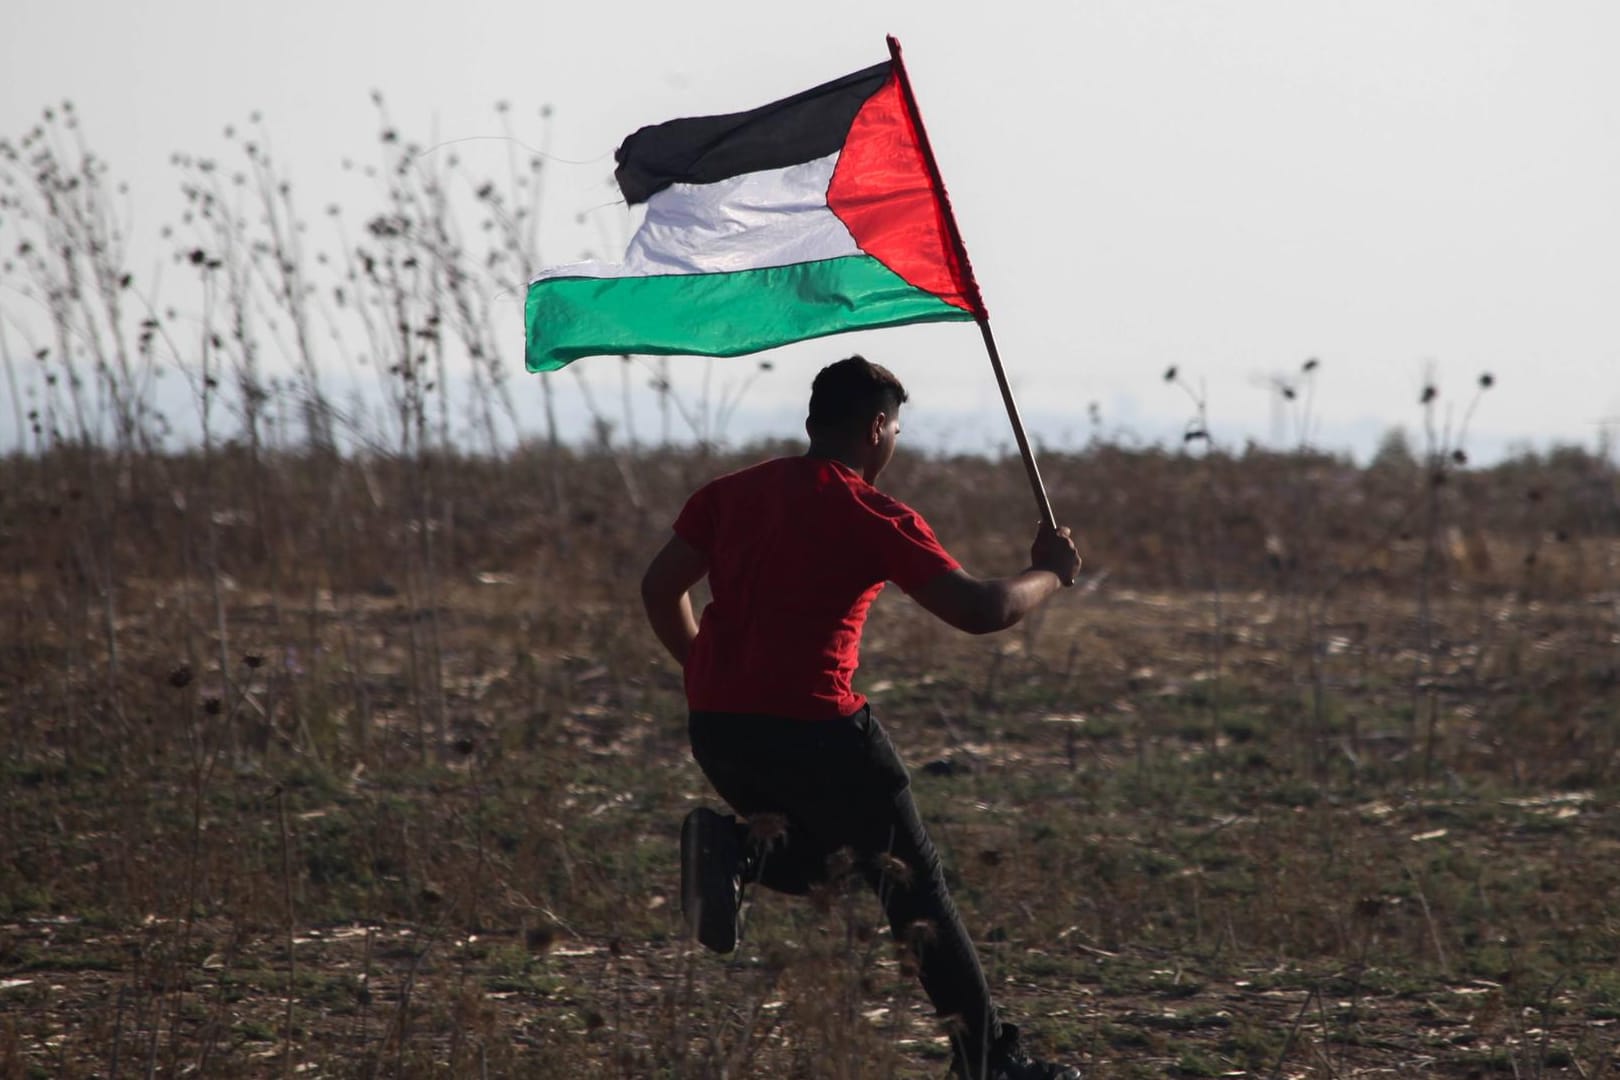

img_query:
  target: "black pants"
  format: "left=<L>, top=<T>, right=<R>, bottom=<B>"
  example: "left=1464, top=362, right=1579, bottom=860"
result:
left=689, top=707, right=1001, bottom=1063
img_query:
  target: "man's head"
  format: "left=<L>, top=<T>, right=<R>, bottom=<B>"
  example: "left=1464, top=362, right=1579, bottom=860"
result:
left=806, top=355, right=908, bottom=483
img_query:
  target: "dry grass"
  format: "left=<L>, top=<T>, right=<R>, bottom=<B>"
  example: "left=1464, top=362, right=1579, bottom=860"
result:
left=2, top=441, right=1618, bottom=1078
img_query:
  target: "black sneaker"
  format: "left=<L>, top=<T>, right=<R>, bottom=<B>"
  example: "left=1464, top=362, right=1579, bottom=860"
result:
left=680, top=807, right=741, bottom=953
left=953, top=1023, right=1082, bottom=1080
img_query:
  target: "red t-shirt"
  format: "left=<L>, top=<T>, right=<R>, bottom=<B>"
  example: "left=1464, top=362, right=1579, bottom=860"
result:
left=673, top=456, right=960, bottom=721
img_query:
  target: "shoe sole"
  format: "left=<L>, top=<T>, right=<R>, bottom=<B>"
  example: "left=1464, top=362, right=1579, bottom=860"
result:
left=680, top=808, right=739, bottom=953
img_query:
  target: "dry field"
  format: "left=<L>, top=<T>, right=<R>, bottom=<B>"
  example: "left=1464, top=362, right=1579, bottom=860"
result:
left=2, top=442, right=1618, bottom=1079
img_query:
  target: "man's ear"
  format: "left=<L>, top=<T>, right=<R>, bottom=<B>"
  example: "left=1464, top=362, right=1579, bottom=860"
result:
left=868, top=411, right=887, bottom=446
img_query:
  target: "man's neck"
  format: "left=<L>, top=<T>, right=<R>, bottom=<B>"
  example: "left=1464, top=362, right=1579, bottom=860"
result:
left=805, top=442, right=865, bottom=478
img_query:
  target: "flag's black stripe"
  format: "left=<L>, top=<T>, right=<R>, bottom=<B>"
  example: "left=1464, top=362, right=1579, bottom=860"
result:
left=615, top=61, right=891, bottom=205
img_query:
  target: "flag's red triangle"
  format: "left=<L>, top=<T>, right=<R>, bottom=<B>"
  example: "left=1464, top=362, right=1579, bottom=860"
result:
left=826, top=73, right=976, bottom=314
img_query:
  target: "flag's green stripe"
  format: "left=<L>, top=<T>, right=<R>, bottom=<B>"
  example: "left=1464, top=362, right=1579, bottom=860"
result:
left=525, top=255, right=974, bottom=372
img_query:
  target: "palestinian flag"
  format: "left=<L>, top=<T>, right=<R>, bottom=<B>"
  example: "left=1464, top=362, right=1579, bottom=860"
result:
left=525, top=53, right=982, bottom=372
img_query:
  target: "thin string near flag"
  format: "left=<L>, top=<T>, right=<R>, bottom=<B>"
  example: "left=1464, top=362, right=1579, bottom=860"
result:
left=411, top=132, right=625, bottom=306
left=413, top=135, right=614, bottom=168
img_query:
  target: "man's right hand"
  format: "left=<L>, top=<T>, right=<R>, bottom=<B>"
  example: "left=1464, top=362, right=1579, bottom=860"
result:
left=909, top=523, right=1083, bottom=634
left=1030, top=522, right=1081, bottom=587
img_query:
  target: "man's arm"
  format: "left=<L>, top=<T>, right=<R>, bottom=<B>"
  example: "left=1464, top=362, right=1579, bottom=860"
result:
left=640, top=533, right=708, bottom=665
left=909, top=523, right=1080, bottom=635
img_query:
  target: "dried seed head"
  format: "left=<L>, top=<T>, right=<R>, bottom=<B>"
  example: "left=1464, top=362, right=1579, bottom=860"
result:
left=874, top=852, right=913, bottom=886
left=1420, top=385, right=1437, bottom=405
left=167, top=664, right=193, bottom=689
left=1479, top=372, right=1494, bottom=389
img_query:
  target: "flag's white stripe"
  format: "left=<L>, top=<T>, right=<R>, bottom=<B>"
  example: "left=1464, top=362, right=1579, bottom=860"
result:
left=532, top=152, right=857, bottom=284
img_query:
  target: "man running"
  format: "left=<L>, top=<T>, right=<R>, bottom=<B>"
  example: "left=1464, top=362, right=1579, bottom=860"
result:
left=641, top=355, right=1083, bottom=1080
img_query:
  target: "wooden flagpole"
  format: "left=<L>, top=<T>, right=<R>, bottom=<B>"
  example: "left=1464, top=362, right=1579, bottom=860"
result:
left=886, top=34, right=1057, bottom=531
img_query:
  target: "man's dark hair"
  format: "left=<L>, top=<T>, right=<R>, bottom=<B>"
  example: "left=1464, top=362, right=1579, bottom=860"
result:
left=807, top=355, right=908, bottom=431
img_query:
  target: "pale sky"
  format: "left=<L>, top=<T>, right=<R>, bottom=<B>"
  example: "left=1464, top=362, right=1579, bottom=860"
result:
left=4, top=0, right=1618, bottom=461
